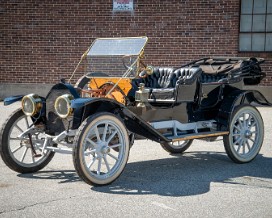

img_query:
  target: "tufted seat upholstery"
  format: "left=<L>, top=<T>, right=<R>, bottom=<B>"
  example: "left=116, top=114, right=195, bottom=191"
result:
left=134, top=67, right=202, bottom=89
left=132, top=66, right=202, bottom=101
left=136, top=67, right=176, bottom=88
left=172, top=67, right=202, bottom=85
left=200, top=73, right=226, bottom=83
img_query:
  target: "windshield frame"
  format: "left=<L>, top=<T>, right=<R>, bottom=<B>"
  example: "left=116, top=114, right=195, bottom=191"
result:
left=68, top=36, right=149, bottom=84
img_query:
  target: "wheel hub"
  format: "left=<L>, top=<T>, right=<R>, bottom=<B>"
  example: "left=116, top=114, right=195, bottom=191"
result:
left=101, top=146, right=110, bottom=154
left=96, top=142, right=110, bottom=156
left=21, top=139, right=31, bottom=148
left=244, top=130, right=252, bottom=139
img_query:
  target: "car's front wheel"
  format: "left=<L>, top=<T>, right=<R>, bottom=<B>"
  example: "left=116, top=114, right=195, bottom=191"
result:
left=223, top=105, right=264, bottom=163
left=0, top=109, right=55, bottom=173
left=73, top=112, right=130, bottom=186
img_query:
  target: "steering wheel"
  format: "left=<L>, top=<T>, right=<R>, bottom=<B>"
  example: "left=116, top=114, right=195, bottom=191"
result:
left=122, top=55, right=138, bottom=71
left=138, top=65, right=154, bottom=78
left=138, top=70, right=148, bottom=78
left=122, top=55, right=154, bottom=78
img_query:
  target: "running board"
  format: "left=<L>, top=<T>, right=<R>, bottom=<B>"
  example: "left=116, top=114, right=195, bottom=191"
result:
left=168, top=131, right=229, bottom=142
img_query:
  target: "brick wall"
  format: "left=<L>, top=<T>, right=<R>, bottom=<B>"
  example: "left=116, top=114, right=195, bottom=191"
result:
left=0, top=0, right=271, bottom=85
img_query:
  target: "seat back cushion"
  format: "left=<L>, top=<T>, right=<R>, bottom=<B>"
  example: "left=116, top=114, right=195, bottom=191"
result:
left=133, top=67, right=202, bottom=89
left=173, top=67, right=202, bottom=85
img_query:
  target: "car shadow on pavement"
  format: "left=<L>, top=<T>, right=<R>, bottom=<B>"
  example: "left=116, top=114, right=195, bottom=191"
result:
left=17, top=170, right=81, bottom=184
left=91, top=152, right=272, bottom=197
left=17, top=151, right=272, bottom=196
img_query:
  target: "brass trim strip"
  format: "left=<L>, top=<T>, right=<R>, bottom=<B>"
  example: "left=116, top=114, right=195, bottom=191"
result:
left=171, top=131, right=229, bottom=142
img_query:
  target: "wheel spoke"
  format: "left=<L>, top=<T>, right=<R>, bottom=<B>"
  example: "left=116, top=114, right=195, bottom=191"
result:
left=242, top=113, right=246, bottom=127
left=246, top=140, right=251, bottom=152
left=11, top=145, right=24, bottom=153
left=234, top=124, right=241, bottom=131
left=246, top=115, right=252, bottom=127
left=242, top=140, right=246, bottom=154
left=14, top=124, right=24, bottom=133
left=24, top=117, right=30, bottom=128
left=102, top=123, right=109, bottom=142
left=86, top=138, right=97, bottom=148
left=94, top=126, right=101, bottom=142
left=249, top=120, right=257, bottom=129
left=248, top=137, right=255, bottom=143
left=84, top=149, right=96, bottom=156
left=251, top=131, right=257, bottom=134
left=10, top=137, right=21, bottom=141
left=108, top=153, right=118, bottom=161
left=109, top=143, right=121, bottom=149
left=243, top=113, right=247, bottom=128
left=103, top=156, right=111, bottom=172
left=87, top=156, right=97, bottom=168
left=236, top=138, right=243, bottom=153
left=20, top=147, right=28, bottom=162
left=31, top=151, right=35, bottom=163
left=238, top=117, right=243, bottom=128
left=237, top=144, right=241, bottom=153
left=233, top=137, right=241, bottom=145
left=97, top=158, right=102, bottom=175
left=106, top=130, right=117, bottom=144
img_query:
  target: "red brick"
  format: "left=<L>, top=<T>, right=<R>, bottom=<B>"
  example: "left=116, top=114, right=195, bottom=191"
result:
left=0, top=0, right=271, bottom=85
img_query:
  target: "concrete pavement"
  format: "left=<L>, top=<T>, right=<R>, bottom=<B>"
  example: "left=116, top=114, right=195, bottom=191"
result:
left=0, top=102, right=272, bottom=217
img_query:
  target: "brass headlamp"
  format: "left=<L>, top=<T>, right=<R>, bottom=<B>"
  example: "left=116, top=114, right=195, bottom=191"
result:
left=54, top=94, right=74, bottom=119
left=21, top=94, right=43, bottom=116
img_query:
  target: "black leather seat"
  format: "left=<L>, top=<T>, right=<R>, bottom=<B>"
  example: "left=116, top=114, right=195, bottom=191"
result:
left=132, top=67, right=202, bottom=101
left=135, top=67, right=176, bottom=88
left=134, top=67, right=201, bottom=88
left=172, top=67, right=202, bottom=85
left=200, top=73, right=226, bottom=83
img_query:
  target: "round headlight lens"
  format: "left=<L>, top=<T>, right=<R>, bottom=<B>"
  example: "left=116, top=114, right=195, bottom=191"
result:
left=21, top=94, right=42, bottom=116
left=54, top=94, right=74, bottom=119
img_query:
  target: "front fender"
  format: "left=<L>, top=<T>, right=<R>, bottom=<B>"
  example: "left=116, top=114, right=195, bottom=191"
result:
left=71, top=97, right=125, bottom=112
left=71, top=97, right=127, bottom=130
left=4, top=95, right=24, bottom=106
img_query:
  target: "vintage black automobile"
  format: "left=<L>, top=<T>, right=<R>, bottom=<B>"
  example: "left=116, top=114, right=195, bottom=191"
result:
left=1, top=37, right=270, bottom=186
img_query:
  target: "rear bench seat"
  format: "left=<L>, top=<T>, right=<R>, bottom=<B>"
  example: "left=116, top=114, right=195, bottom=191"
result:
left=132, top=67, right=202, bottom=101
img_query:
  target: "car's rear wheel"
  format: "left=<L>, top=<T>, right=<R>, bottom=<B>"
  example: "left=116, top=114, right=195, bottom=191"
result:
left=0, top=109, right=55, bottom=173
left=73, top=112, right=130, bottom=186
left=223, top=105, right=264, bottom=163
left=161, top=139, right=193, bottom=153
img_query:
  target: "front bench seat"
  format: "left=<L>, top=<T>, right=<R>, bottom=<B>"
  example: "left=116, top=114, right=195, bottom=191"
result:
left=146, top=67, right=176, bottom=100
left=132, top=67, right=202, bottom=102
left=132, top=67, right=177, bottom=100
left=150, top=67, right=202, bottom=101
left=137, top=67, right=176, bottom=88
left=134, top=67, right=201, bottom=88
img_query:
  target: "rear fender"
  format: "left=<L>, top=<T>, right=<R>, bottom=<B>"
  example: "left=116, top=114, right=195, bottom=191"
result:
left=217, top=90, right=270, bottom=130
left=71, top=98, right=169, bottom=143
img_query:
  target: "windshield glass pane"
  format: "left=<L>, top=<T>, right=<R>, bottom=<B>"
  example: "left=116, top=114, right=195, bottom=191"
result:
left=82, top=37, right=148, bottom=77
left=87, top=37, right=148, bottom=56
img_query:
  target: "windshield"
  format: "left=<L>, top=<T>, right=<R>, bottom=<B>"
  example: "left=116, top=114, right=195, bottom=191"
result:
left=88, top=37, right=148, bottom=56
left=85, top=37, right=148, bottom=77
